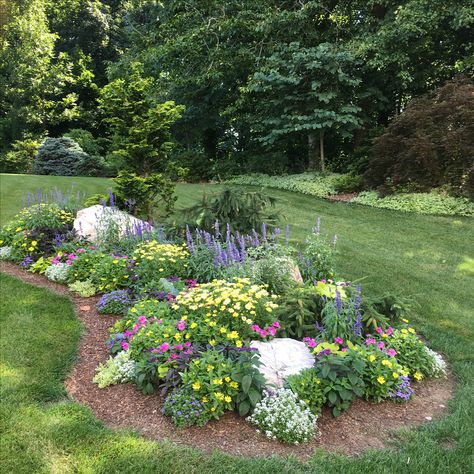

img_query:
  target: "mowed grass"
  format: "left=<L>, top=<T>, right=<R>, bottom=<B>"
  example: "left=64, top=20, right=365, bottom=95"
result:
left=0, top=173, right=473, bottom=473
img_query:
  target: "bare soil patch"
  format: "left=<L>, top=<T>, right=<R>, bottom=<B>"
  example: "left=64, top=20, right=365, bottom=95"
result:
left=0, top=262, right=455, bottom=459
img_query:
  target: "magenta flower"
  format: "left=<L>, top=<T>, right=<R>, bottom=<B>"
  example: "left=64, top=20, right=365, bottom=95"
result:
left=376, top=327, right=384, bottom=335
left=184, top=341, right=192, bottom=347
left=260, top=329, right=268, bottom=338
left=173, top=344, right=183, bottom=351
left=365, top=337, right=376, bottom=345
left=272, top=321, right=281, bottom=329
left=137, top=316, right=147, bottom=325
left=176, top=320, right=186, bottom=331
left=121, top=342, right=129, bottom=350
left=303, top=337, right=317, bottom=348
left=77, top=248, right=85, bottom=253
left=159, top=343, right=170, bottom=352
left=66, top=259, right=72, bottom=265
left=386, top=327, right=393, bottom=336
left=378, top=341, right=385, bottom=349
left=268, top=327, right=276, bottom=336
left=334, top=337, right=344, bottom=344
left=386, top=348, right=397, bottom=357
left=341, top=347, right=347, bottom=352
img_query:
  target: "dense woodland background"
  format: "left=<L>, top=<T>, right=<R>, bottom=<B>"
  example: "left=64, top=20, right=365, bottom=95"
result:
left=0, top=0, right=472, bottom=197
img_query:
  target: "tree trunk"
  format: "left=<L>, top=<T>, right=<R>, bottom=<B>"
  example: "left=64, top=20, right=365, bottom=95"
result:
left=308, top=132, right=318, bottom=170
left=319, top=129, right=325, bottom=172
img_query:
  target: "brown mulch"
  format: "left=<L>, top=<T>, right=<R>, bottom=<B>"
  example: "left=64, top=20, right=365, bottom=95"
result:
left=326, top=193, right=359, bottom=202
left=0, top=261, right=455, bottom=459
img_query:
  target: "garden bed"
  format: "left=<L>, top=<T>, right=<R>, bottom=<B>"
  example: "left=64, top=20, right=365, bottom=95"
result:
left=0, top=261, right=454, bottom=459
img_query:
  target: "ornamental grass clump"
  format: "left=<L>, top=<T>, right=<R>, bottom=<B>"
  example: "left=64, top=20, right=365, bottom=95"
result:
left=248, top=388, right=317, bottom=444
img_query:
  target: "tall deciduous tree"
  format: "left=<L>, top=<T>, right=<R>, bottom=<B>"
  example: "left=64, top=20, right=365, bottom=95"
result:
left=0, top=1, right=81, bottom=148
left=247, top=43, right=362, bottom=171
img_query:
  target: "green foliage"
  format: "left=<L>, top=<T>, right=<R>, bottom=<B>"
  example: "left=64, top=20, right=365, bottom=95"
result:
left=352, top=191, right=474, bottom=217
left=180, top=350, right=240, bottom=420
left=34, top=137, right=88, bottom=176
left=301, top=231, right=336, bottom=282
left=252, top=254, right=298, bottom=295
left=113, top=171, right=177, bottom=220
left=226, top=173, right=341, bottom=198
left=0, top=137, right=41, bottom=173
left=99, top=62, right=185, bottom=175
left=163, top=388, right=211, bottom=427
left=246, top=42, right=361, bottom=171
left=183, top=188, right=280, bottom=234
left=333, top=174, right=364, bottom=194
left=228, top=350, right=266, bottom=417
left=315, top=350, right=366, bottom=417
left=275, top=286, right=324, bottom=339
left=286, top=368, right=326, bottom=415
left=68, top=279, right=96, bottom=297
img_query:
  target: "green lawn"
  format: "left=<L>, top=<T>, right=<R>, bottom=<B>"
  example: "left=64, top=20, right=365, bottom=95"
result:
left=1, top=173, right=473, bottom=473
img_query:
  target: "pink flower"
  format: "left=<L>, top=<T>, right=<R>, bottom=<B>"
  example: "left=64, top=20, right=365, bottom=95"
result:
left=272, top=321, right=281, bottom=328
left=132, top=324, right=139, bottom=333
left=378, top=341, right=385, bottom=349
left=386, top=327, right=393, bottom=336
left=184, top=341, right=192, bottom=347
left=376, top=327, right=384, bottom=335
left=386, top=348, right=397, bottom=357
left=159, top=343, right=170, bottom=352
left=341, top=347, right=347, bottom=352
left=124, top=331, right=132, bottom=338
left=251, top=324, right=260, bottom=332
left=176, top=320, right=186, bottom=331
left=170, top=353, right=178, bottom=359
left=173, top=344, right=183, bottom=351
left=121, top=342, right=129, bottom=350
left=334, top=337, right=344, bottom=344
left=66, top=260, right=72, bottom=265
left=185, top=349, right=192, bottom=354
left=137, top=316, right=147, bottom=325
left=260, top=329, right=268, bottom=338
left=77, top=248, right=85, bottom=253
left=365, top=337, right=376, bottom=345
left=303, top=337, right=317, bottom=348
left=268, top=327, right=276, bottom=336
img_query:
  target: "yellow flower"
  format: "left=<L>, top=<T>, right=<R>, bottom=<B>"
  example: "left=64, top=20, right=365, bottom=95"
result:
left=212, top=378, right=223, bottom=385
left=224, top=396, right=232, bottom=403
left=393, top=372, right=399, bottom=379
left=230, top=381, right=238, bottom=389
left=131, top=307, right=137, bottom=313
left=209, top=339, right=216, bottom=346
left=235, top=340, right=243, bottom=348
left=377, top=376, right=386, bottom=384
left=207, top=365, right=214, bottom=372
left=190, top=322, right=197, bottom=329
left=414, top=371, right=423, bottom=381
left=382, top=360, right=392, bottom=367
left=112, top=259, right=119, bottom=264
left=402, top=318, right=409, bottom=323
left=368, top=354, right=376, bottom=362
left=408, top=328, right=416, bottom=334
left=225, top=377, right=231, bottom=382
left=192, top=381, right=201, bottom=391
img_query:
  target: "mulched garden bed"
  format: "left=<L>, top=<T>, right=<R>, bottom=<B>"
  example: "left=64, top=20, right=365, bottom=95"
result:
left=0, top=261, right=455, bottom=459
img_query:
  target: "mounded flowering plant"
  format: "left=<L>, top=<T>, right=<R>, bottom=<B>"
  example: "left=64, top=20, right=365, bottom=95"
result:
left=248, top=388, right=317, bottom=444
left=96, top=290, right=133, bottom=315
left=180, top=349, right=240, bottom=420
left=133, top=241, right=189, bottom=280
left=163, top=387, right=211, bottom=427
left=172, top=278, right=279, bottom=346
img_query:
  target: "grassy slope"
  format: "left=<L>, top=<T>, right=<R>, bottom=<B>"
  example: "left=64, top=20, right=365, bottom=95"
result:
left=1, top=173, right=473, bottom=473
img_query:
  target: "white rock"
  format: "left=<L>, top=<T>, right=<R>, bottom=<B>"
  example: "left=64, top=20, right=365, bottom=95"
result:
left=250, top=338, right=315, bottom=388
left=73, top=205, right=152, bottom=243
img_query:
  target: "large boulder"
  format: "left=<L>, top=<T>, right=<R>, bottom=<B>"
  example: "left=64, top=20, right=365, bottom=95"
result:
left=250, top=338, right=315, bottom=388
left=73, top=205, right=152, bottom=243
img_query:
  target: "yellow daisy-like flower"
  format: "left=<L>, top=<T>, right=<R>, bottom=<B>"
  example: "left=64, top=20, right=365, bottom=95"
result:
left=224, top=396, right=232, bottom=403
left=225, top=377, right=231, bottom=382
left=368, top=354, right=376, bottom=362
left=192, top=381, right=201, bottom=391
left=402, top=318, right=409, bottom=323
left=212, top=378, right=223, bottom=385
left=393, top=372, right=399, bottom=379
left=377, top=376, right=386, bottom=384
left=382, top=360, right=392, bottom=367
left=408, top=328, right=416, bottom=334
left=414, top=371, right=423, bottom=381
left=230, top=381, right=238, bottom=389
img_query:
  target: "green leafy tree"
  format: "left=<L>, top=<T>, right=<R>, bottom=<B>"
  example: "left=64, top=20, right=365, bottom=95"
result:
left=247, top=42, right=362, bottom=171
left=0, top=1, right=82, bottom=147
left=98, top=62, right=185, bottom=175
